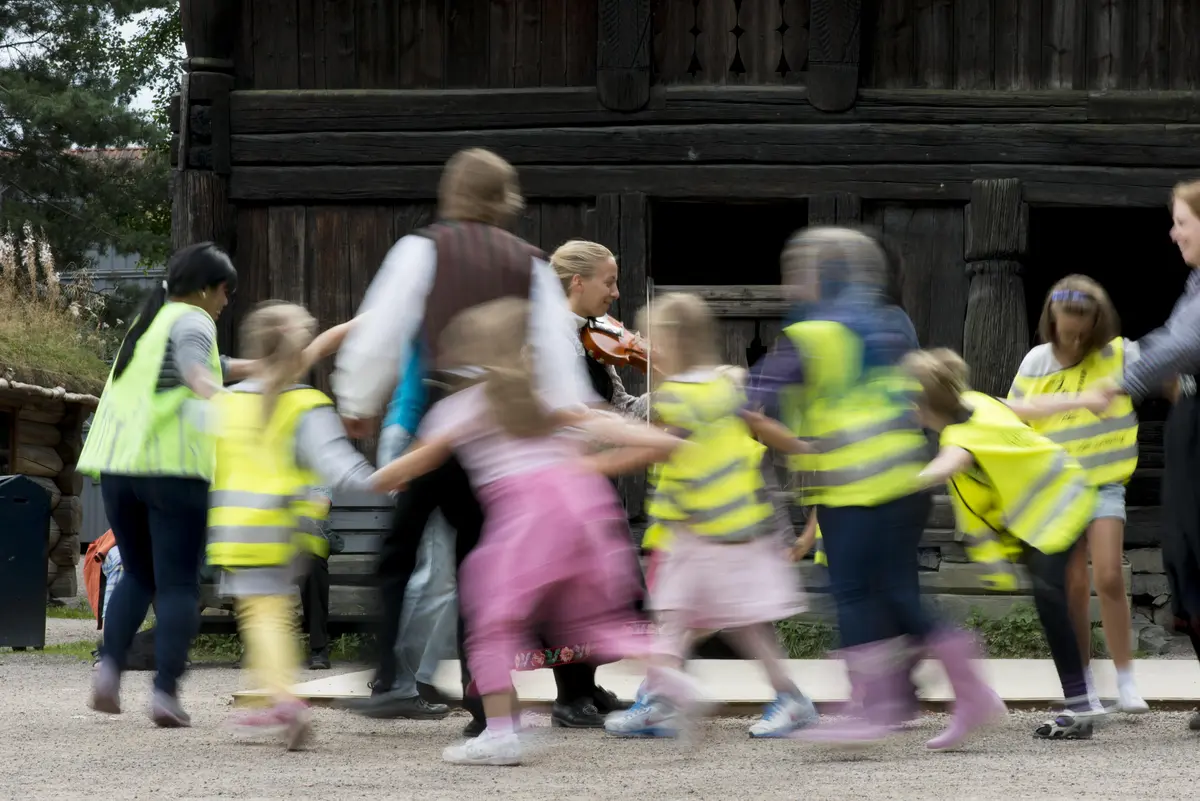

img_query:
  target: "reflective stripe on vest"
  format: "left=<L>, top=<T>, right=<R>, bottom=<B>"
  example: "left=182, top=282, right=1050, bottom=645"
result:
left=784, top=321, right=926, bottom=507
left=1008, top=338, right=1138, bottom=486
left=78, top=302, right=221, bottom=480
left=942, top=392, right=1094, bottom=557
left=205, top=387, right=333, bottom=569
left=652, top=375, right=774, bottom=542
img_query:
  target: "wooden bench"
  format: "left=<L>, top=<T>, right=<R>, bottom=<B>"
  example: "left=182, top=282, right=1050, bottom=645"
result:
left=198, top=490, right=393, bottom=636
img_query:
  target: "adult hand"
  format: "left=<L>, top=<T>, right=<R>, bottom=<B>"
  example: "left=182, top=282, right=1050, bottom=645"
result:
left=789, top=529, right=816, bottom=562
left=1076, top=390, right=1115, bottom=415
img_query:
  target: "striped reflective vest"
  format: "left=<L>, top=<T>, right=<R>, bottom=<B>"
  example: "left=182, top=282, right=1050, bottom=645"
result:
left=1008, top=338, right=1138, bottom=486
left=79, top=302, right=222, bottom=480
left=651, top=372, right=775, bottom=542
left=206, top=386, right=334, bottom=569
left=782, top=320, right=928, bottom=508
left=941, top=392, right=1094, bottom=586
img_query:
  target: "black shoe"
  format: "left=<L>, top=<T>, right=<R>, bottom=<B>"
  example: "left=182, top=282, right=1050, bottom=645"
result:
left=335, top=689, right=451, bottom=719
left=417, top=680, right=450, bottom=706
left=551, top=698, right=605, bottom=728
left=462, top=716, right=486, bottom=738
left=307, top=649, right=331, bottom=670
left=592, top=685, right=629, bottom=714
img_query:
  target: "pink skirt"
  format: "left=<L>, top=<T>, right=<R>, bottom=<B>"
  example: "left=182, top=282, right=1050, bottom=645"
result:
left=459, top=465, right=648, bottom=669
left=649, top=528, right=806, bottom=631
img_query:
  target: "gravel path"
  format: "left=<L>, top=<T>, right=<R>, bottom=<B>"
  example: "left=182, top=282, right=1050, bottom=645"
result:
left=2, top=653, right=1198, bottom=801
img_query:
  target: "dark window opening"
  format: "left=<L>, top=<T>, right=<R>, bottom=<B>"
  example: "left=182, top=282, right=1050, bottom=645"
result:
left=649, top=200, right=807, bottom=367
left=0, top=407, right=14, bottom=474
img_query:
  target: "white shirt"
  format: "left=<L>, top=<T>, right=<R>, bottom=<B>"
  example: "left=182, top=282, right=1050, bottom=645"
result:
left=332, top=233, right=597, bottom=418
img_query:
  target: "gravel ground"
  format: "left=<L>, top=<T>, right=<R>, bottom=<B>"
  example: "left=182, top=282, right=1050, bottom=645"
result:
left=1, top=654, right=1198, bottom=801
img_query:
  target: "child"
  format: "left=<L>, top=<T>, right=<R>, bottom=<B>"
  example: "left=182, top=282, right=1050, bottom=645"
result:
left=207, top=302, right=381, bottom=750
left=372, top=297, right=687, bottom=767
left=602, top=294, right=819, bottom=741
left=1007, top=276, right=1146, bottom=714
left=904, top=347, right=1112, bottom=740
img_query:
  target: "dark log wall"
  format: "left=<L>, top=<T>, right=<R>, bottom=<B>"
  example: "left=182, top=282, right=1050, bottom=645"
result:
left=865, top=0, right=1200, bottom=90
left=238, top=0, right=599, bottom=91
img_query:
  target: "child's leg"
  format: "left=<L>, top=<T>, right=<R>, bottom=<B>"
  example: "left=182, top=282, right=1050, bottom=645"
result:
left=725, top=623, right=819, bottom=739
left=235, top=594, right=301, bottom=702
left=1088, top=502, right=1146, bottom=712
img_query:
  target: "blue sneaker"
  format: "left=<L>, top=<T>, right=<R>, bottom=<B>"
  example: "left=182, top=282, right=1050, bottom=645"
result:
left=748, top=693, right=819, bottom=738
left=604, top=695, right=679, bottom=738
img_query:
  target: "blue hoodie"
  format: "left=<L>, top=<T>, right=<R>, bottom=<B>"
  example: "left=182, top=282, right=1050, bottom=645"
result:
left=383, top=344, right=428, bottom=432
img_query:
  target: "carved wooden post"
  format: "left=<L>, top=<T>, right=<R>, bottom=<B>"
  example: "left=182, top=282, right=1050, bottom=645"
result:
left=597, top=0, right=651, bottom=112
left=807, top=0, right=864, bottom=112
left=963, top=179, right=1029, bottom=397
left=173, top=0, right=239, bottom=345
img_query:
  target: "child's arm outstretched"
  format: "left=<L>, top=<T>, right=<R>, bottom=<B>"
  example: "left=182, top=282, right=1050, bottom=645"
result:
left=294, top=405, right=380, bottom=492
left=370, top=436, right=454, bottom=492
left=553, top=408, right=683, bottom=460
left=741, top=410, right=811, bottom=454
left=1004, top=391, right=1113, bottom=420
left=916, top=445, right=975, bottom=490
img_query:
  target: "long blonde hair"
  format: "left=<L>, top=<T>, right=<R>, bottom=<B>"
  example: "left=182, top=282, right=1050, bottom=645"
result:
left=438, top=297, right=550, bottom=438
left=902, top=348, right=970, bottom=419
left=550, top=239, right=615, bottom=294
left=438, top=148, right=524, bottom=228
left=239, top=301, right=317, bottom=424
left=637, top=292, right=721, bottom=379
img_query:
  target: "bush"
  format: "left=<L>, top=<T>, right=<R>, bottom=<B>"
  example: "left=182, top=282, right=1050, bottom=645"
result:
left=964, top=602, right=1107, bottom=659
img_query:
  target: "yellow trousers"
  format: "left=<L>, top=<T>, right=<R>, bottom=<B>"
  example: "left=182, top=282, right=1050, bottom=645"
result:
left=235, top=594, right=301, bottom=702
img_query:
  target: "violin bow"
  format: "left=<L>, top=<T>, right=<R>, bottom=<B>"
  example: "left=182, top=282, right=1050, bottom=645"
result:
left=644, top=275, right=653, bottom=425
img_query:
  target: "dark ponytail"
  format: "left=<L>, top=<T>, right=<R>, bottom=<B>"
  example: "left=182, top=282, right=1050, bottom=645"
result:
left=112, top=242, right=238, bottom=379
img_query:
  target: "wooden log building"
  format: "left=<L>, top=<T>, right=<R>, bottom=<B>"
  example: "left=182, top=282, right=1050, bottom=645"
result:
left=172, top=0, right=1199, bottom=621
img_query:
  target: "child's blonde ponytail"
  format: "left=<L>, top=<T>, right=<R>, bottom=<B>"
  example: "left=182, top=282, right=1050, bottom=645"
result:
left=239, top=301, right=317, bottom=424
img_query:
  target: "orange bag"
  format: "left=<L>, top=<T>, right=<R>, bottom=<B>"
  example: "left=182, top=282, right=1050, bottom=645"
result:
left=83, top=530, right=117, bottom=628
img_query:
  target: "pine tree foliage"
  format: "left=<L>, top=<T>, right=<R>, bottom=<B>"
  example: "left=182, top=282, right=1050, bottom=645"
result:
left=0, top=1, right=180, bottom=273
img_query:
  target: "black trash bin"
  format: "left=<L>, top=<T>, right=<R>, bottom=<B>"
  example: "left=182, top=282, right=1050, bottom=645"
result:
left=0, top=475, right=51, bottom=649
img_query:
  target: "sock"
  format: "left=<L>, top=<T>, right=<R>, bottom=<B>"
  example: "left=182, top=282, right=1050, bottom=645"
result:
left=1083, top=665, right=1103, bottom=711
left=1116, top=666, right=1134, bottom=690
left=486, top=716, right=514, bottom=735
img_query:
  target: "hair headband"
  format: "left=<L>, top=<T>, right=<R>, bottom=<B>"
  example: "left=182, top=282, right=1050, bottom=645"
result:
left=1050, top=289, right=1094, bottom=303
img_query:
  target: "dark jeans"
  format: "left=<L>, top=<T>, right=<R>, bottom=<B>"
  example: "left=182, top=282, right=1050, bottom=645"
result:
left=301, top=555, right=330, bottom=653
left=375, top=452, right=483, bottom=716
left=1021, top=539, right=1087, bottom=703
left=820, top=493, right=935, bottom=649
left=1162, top=394, right=1200, bottom=632
left=99, top=474, right=209, bottom=696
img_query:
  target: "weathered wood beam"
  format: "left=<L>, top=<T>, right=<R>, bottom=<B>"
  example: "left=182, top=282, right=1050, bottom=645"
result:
left=654, top=286, right=789, bottom=318
left=228, top=164, right=1182, bottom=206
left=962, top=179, right=1028, bottom=398
left=229, top=87, right=1200, bottom=133
left=808, top=192, right=862, bottom=227
left=807, top=0, right=864, bottom=112
left=230, top=124, right=1200, bottom=168
left=596, top=0, right=651, bottom=112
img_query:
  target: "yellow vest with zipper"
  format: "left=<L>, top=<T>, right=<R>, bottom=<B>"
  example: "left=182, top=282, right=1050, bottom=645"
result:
left=1008, top=337, right=1138, bottom=486
left=781, top=321, right=927, bottom=508
left=941, top=392, right=1094, bottom=588
left=206, top=386, right=334, bottom=569
left=651, top=373, right=774, bottom=542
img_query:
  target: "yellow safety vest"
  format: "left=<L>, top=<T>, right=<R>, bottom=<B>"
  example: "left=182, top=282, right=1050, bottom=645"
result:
left=79, top=302, right=222, bottom=480
left=941, top=392, right=1094, bottom=585
left=651, top=373, right=775, bottom=542
left=642, top=462, right=683, bottom=552
left=293, top=485, right=333, bottom=560
left=1008, top=338, right=1139, bottom=486
left=206, top=386, right=334, bottom=569
left=782, top=321, right=928, bottom=508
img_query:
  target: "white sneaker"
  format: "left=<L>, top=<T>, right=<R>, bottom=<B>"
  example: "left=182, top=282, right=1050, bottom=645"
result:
left=749, top=694, right=819, bottom=738
left=604, top=696, right=680, bottom=738
left=442, top=728, right=521, bottom=766
left=1117, top=683, right=1149, bottom=714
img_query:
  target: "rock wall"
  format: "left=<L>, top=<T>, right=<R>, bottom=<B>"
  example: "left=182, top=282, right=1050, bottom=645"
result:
left=9, top=399, right=88, bottom=600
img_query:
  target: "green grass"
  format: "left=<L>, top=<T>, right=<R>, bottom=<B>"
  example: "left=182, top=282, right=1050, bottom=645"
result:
left=46, top=600, right=95, bottom=620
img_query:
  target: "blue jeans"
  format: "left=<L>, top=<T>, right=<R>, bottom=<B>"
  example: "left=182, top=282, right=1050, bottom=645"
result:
left=98, top=474, right=209, bottom=696
left=377, top=424, right=459, bottom=695
left=819, top=493, right=935, bottom=649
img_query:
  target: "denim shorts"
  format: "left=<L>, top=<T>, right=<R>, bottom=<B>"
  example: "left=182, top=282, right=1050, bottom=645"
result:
left=1091, top=482, right=1127, bottom=523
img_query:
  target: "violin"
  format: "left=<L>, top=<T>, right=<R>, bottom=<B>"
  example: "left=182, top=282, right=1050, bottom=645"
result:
left=581, top=314, right=652, bottom=374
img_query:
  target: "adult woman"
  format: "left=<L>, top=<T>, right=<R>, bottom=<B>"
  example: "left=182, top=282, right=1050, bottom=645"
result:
left=547, top=239, right=648, bottom=727
left=1099, top=178, right=1200, bottom=731
left=81, top=243, right=238, bottom=727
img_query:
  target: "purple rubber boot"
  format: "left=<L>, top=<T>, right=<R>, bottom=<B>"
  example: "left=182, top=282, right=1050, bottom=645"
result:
left=793, top=640, right=905, bottom=746
left=925, top=629, right=1006, bottom=751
